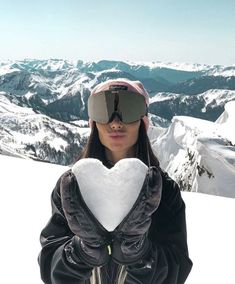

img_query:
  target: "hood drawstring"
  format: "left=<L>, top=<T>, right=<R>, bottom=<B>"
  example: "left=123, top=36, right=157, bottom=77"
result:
left=146, top=141, right=151, bottom=168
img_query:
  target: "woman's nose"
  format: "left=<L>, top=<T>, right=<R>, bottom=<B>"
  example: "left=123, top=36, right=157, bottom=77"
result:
left=109, top=116, right=123, bottom=130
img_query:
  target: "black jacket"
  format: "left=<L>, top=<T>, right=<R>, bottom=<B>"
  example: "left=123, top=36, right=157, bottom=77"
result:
left=38, top=169, right=192, bottom=284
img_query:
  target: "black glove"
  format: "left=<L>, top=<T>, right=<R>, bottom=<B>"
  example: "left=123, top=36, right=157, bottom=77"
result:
left=112, top=167, right=162, bottom=265
left=60, top=171, right=110, bottom=267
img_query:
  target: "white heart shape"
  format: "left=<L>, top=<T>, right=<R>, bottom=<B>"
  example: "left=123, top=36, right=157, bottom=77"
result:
left=72, top=158, right=148, bottom=231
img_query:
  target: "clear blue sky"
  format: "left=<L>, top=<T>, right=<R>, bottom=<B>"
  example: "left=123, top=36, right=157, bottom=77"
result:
left=0, top=0, right=234, bottom=65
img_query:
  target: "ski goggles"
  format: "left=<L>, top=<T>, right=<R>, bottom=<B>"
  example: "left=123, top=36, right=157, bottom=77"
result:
left=88, top=90, right=148, bottom=124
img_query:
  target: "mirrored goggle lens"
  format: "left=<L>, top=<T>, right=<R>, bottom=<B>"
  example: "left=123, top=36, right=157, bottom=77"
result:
left=88, top=90, right=147, bottom=124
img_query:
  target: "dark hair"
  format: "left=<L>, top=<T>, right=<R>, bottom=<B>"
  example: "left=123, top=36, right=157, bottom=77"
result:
left=78, top=120, right=160, bottom=168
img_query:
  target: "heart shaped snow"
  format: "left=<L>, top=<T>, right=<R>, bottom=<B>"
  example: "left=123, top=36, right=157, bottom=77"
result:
left=72, top=158, right=148, bottom=231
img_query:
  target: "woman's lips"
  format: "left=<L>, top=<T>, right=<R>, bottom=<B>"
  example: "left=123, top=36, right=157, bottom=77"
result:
left=108, top=132, right=125, bottom=138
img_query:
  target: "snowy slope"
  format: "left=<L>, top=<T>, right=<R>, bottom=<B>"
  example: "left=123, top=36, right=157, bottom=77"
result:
left=0, top=155, right=68, bottom=284
left=215, top=101, right=235, bottom=145
left=184, top=192, right=235, bottom=284
left=149, top=89, right=235, bottom=121
left=0, top=60, right=88, bottom=104
left=150, top=89, right=235, bottom=107
left=201, top=89, right=235, bottom=110
left=0, top=93, right=90, bottom=164
left=0, top=154, right=235, bottom=284
left=152, top=101, right=235, bottom=197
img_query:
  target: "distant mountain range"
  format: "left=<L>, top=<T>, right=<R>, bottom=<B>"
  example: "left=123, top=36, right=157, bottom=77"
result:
left=0, top=59, right=235, bottom=122
left=0, top=59, right=235, bottom=165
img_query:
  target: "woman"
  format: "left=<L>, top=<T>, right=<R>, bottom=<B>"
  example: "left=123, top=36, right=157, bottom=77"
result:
left=38, top=79, right=193, bottom=284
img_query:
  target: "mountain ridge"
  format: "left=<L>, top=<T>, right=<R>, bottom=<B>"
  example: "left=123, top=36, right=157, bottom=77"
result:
left=1, top=59, right=235, bottom=123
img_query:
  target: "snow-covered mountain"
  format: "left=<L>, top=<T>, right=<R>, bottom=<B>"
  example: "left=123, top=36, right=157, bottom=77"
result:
left=151, top=101, right=235, bottom=198
left=0, top=92, right=90, bottom=165
left=150, top=89, right=235, bottom=121
left=0, top=59, right=235, bottom=122
left=0, top=154, right=235, bottom=284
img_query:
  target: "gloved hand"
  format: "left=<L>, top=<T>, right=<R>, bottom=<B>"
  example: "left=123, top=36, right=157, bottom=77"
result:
left=112, top=167, right=162, bottom=265
left=60, top=171, right=110, bottom=267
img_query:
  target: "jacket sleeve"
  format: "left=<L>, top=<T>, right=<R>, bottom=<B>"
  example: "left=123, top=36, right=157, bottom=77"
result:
left=38, top=172, right=93, bottom=284
left=124, top=171, right=193, bottom=284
